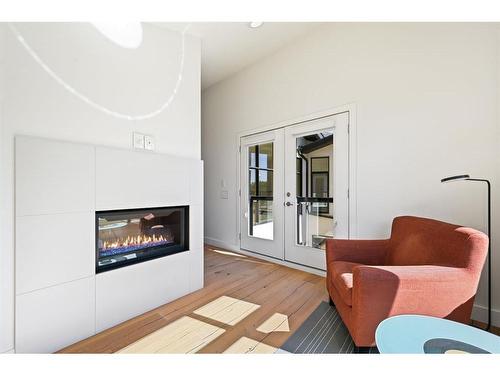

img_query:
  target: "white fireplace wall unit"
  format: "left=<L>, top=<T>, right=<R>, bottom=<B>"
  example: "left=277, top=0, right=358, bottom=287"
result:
left=14, top=135, right=204, bottom=353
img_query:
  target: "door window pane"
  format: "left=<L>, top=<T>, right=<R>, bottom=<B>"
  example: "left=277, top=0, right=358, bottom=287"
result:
left=296, top=157, right=303, bottom=197
left=295, top=132, right=334, bottom=249
left=249, top=169, right=257, bottom=196
left=311, top=157, right=329, bottom=172
left=249, top=145, right=256, bottom=167
left=248, top=142, right=274, bottom=240
left=258, top=143, right=273, bottom=169
left=250, top=199, right=273, bottom=240
left=258, top=170, right=273, bottom=197
left=312, top=173, right=328, bottom=198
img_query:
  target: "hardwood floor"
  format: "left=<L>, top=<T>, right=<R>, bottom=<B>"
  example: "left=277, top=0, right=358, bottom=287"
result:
left=59, top=245, right=328, bottom=353
left=471, top=321, right=500, bottom=336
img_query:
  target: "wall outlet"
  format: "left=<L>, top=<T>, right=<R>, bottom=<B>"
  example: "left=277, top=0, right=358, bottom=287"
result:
left=220, top=190, right=228, bottom=199
left=144, top=135, right=155, bottom=151
left=133, top=133, right=145, bottom=149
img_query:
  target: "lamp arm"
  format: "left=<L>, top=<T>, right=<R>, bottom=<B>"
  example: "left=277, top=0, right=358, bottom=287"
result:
left=466, top=178, right=491, bottom=331
left=466, top=178, right=491, bottom=236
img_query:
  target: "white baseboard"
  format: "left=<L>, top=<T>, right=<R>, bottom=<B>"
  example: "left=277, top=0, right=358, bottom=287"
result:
left=204, top=237, right=240, bottom=253
left=204, top=236, right=326, bottom=277
left=472, top=303, right=500, bottom=326
left=1, top=349, right=15, bottom=354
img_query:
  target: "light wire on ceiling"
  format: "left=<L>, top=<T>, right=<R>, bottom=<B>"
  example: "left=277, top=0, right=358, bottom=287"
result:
left=7, top=23, right=190, bottom=121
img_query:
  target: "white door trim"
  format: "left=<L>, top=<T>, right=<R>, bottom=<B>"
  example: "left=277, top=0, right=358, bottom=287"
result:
left=235, top=103, right=358, bottom=265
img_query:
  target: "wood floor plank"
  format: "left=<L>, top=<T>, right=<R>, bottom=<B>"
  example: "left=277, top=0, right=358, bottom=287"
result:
left=223, top=336, right=277, bottom=354
left=198, top=271, right=325, bottom=352
left=193, top=296, right=261, bottom=326
left=118, top=316, right=225, bottom=354
left=256, top=313, right=290, bottom=334
left=59, top=245, right=328, bottom=353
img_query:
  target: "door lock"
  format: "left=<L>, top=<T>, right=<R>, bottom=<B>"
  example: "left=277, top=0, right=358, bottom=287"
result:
left=285, top=201, right=293, bottom=207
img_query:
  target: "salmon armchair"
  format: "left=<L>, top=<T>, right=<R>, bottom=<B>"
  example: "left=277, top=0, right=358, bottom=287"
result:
left=326, top=216, right=488, bottom=347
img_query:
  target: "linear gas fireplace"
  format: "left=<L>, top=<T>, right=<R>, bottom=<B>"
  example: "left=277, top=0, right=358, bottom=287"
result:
left=96, top=206, right=189, bottom=273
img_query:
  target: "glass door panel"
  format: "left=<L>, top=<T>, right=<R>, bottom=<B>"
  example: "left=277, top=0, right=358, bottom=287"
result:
left=240, top=130, right=284, bottom=260
left=284, top=113, right=349, bottom=270
left=248, top=142, right=274, bottom=240
left=295, top=135, right=334, bottom=250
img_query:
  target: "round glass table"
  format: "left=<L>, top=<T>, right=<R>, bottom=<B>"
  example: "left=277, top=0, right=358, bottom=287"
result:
left=375, top=315, right=500, bottom=354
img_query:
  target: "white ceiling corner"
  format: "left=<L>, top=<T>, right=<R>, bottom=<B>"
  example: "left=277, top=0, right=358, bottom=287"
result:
left=152, top=22, right=322, bottom=89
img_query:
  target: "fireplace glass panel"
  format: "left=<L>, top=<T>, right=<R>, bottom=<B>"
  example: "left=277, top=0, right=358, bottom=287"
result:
left=96, top=206, right=189, bottom=273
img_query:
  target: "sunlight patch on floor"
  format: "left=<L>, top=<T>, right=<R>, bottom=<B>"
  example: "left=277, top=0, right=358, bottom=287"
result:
left=223, top=336, right=278, bottom=354
left=117, top=316, right=225, bottom=354
left=256, top=313, right=290, bottom=334
left=210, top=248, right=247, bottom=258
left=193, top=296, right=260, bottom=326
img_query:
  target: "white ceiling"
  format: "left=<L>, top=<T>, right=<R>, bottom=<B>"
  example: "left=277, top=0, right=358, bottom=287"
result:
left=153, top=22, right=321, bottom=89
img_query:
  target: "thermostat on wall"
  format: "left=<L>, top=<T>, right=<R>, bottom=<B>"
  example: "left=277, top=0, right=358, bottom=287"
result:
left=144, top=135, right=155, bottom=151
left=133, top=132, right=145, bottom=149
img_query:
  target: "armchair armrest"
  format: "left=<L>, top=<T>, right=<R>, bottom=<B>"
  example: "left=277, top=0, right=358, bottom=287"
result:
left=347, top=265, right=477, bottom=346
left=325, top=239, right=390, bottom=265
left=352, top=265, right=475, bottom=321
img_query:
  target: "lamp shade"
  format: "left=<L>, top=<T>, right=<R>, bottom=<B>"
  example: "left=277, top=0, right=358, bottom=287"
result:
left=441, top=174, right=470, bottom=183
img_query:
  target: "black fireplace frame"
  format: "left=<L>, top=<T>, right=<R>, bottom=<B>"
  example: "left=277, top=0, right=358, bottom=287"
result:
left=95, top=205, right=190, bottom=274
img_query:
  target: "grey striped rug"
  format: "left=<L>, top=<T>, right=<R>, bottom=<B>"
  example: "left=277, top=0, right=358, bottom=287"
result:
left=280, top=301, right=378, bottom=354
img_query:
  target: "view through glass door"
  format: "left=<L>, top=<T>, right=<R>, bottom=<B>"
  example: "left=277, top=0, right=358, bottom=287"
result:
left=240, top=112, right=349, bottom=270
left=240, top=130, right=284, bottom=259
left=284, top=113, right=349, bottom=270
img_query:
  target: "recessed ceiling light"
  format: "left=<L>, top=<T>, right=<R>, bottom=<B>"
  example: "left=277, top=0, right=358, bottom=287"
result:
left=249, top=22, right=264, bottom=29
left=92, top=22, right=143, bottom=49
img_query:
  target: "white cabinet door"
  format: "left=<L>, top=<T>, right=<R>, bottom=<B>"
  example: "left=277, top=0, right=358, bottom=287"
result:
left=95, top=147, right=191, bottom=210
left=15, top=136, right=95, bottom=216
left=16, top=277, right=96, bottom=353
left=95, top=252, right=191, bottom=332
left=16, top=212, right=94, bottom=295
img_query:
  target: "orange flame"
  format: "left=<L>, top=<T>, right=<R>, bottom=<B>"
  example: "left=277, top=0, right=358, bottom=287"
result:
left=102, top=233, right=172, bottom=250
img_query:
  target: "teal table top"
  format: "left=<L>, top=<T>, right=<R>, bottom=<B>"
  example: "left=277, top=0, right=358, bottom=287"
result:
left=375, top=315, right=500, bottom=354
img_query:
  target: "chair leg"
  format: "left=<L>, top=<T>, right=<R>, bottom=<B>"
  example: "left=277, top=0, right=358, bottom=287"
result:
left=353, top=346, right=371, bottom=354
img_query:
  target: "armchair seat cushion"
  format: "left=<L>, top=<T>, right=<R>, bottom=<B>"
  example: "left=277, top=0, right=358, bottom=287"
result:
left=330, top=261, right=361, bottom=306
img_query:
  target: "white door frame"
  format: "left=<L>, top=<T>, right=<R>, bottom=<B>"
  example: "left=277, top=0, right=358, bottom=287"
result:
left=234, top=103, right=358, bottom=270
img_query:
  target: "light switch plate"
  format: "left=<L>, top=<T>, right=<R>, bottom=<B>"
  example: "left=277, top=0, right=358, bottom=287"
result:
left=133, top=133, right=145, bottom=149
left=144, top=135, right=155, bottom=151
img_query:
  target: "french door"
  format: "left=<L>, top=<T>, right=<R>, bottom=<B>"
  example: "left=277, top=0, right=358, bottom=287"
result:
left=240, top=130, right=284, bottom=259
left=240, top=112, right=350, bottom=270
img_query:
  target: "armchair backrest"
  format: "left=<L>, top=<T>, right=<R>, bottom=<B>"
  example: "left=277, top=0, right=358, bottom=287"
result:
left=386, top=216, right=488, bottom=272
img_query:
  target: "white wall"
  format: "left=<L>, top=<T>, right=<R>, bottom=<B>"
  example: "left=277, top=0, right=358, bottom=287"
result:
left=0, top=24, right=7, bottom=355
left=202, top=23, right=500, bottom=324
left=0, top=22, right=201, bottom=353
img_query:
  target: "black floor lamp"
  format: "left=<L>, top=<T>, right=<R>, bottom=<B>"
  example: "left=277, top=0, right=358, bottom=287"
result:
left=441, top=174, right=491, bottom=331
